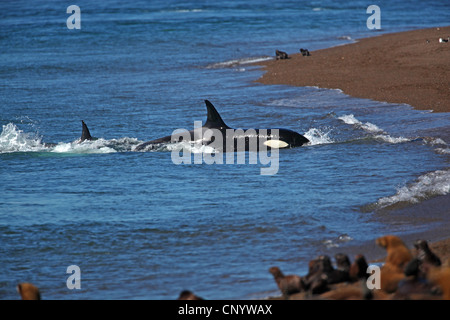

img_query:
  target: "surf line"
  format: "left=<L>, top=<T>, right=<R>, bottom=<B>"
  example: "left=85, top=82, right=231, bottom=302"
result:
left=171, top=121, right=280, bottom=175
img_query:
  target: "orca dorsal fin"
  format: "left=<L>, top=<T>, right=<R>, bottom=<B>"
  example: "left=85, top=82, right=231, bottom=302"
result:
left=80, top=120, right=93, bottom=142
left=204, top=100, right=230, bottom=129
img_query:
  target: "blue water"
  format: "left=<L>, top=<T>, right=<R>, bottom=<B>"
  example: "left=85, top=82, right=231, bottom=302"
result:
left=1, top=0, right=449, bottom=299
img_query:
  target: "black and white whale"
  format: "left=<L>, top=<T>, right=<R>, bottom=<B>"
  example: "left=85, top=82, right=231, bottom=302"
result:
left=134, top=100, right=309, bottom=152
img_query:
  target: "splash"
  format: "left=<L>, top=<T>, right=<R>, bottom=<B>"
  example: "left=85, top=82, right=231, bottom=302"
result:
left=0, top=123, right=47, bottom=153
left=51, top=139, right=117, bottom=154
left=0, top=122, right=141, bottom=154
left=304, top=128, right=334, bottom=145
left=338, top=114, right=383, bottom=133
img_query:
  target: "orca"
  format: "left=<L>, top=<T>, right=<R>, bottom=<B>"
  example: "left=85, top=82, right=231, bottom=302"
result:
left=134, top=100, right=309, bottom=152
left=80, top=120, right=94, bottom=142
left=41, top=120, right=94, bottom=148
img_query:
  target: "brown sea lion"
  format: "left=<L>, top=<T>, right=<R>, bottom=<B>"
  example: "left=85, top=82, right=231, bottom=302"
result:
left=17, top=283, right=41, bottom=300
left=349, top=254, right=369, bottom=282
left=177, top=290, right=204, bottom=300
left=300, top=258, right=329, bottom=294
left=269, top=266, right=303, bottom=297
left=376, top=235, right=413, bottom=271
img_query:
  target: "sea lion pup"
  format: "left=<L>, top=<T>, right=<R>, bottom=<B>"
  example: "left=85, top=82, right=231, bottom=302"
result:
left=300, top=48, right=311, bottom=56
left=335, top=253, right=351, bottom=277
left=17, top=283, right=41, bottom=300
left=405, top=239, right=441, bottom=278
left=349, top=254, right=369, bottom=282
left=318, top=255, right=350, bottom=284
left=375, top=235, right=413, bottom=271
left=300, top=255, right=347, bottom=294
left=177, top=290, right=203, bottom=300
left=268, top=266, right=303, bottom=297
left=275, top=50, right=289, bottom=60
left=415, top=239, right=441, bottom=267
left=300, top=258, right=329, bottom=294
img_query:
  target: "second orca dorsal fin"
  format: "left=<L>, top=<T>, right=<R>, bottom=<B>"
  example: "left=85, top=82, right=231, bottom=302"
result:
left=204, top=100, right=230, bottom=129
left=80, top=120, right=93, bottom=142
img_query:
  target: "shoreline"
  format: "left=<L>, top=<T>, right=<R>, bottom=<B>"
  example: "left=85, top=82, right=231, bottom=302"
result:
left=257, top=26, right=450, bottom=113
left=254, top=26, right=450, bottom=299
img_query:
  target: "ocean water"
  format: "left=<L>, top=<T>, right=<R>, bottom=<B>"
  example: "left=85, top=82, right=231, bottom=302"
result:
left=1, top=0, right=449, bottom=299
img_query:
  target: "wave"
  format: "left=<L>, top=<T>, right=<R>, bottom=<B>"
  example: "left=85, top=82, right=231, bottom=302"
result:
left=205, top=56, right=273, bottom=69
left=338, top=114, right=383, bottom=133
left=374, top=169, right=450, bottom=210
left=338, top=114, right=412, bottom=144
left=172, top=9, right=204, bottom=13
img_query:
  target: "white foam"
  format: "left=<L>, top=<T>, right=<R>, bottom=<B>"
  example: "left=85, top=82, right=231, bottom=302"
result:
left=152, top=141, right=217, bottom=154
left=322, top=234, right=354, bottom=248
left=373, top=134, right=410, bottom=144
left=436, top=148, right=450, bottom=155
left=206, top=56, right=273, bottom=69
left=304, top=128, right=334, bottom=145
left=51, top=139, right=117, bottom=154
left=174, top=9, right=204, bottom=13
left=376, top=169, right=450, bottom=208
left=338, top=114, right=383, bottom=133
left=338, top=114, right=411, bottom=144
left=0, top=123, right=47, bottom=153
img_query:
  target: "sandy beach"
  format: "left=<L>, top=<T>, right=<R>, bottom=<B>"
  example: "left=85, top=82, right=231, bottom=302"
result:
left=257, top=26, right=450, bottom=112
left=256, top=27, right=450, bottom=300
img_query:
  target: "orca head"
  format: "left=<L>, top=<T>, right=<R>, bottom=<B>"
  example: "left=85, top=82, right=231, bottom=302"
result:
left=276, top=128, right=310, bottom=147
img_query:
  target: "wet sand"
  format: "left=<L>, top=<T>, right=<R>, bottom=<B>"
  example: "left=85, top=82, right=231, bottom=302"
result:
left=257, top=26, right=450, bottom=112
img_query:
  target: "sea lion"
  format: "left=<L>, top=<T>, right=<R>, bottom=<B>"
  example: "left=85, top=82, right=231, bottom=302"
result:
left=375, top=235, right=413, bottom=293
left=300, top=48, right=311, bottom=56
left=405, top=239, right=442, bottom=278
left=268, top=266, right=303, bottom=297
left=349, top=254, right=369, bottom=282
left=177, top=290, right=203, bottom=300
left=275, top=50, right=289, bottom=60
left=415, top=239, right=441, bottom=267
left=318, top=255, right=350, bottom=284
left=335, top=253, right=351, bottom=272
left=300, top=255, right=347, bottom=294
left=375, top=235, right=413, bottom=271
left=379, top=263, right=406, bottom=293
left=17, top=283, right=41, bottom=300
